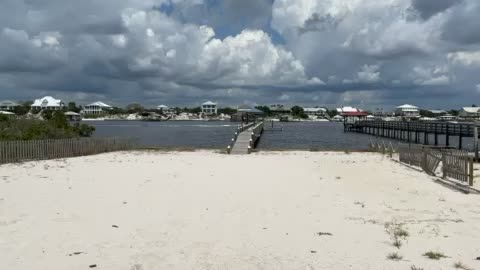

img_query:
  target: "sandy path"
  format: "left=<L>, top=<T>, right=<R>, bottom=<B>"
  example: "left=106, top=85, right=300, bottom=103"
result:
left=1, top=151, right=479, bottom=270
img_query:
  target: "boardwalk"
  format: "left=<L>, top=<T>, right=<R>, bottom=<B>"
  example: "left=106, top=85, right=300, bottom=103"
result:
left=230, top=128, right=252, bottom=155
left=345, top=121, right=480, bottom=151
left=228, top=121, right=264, bottom=155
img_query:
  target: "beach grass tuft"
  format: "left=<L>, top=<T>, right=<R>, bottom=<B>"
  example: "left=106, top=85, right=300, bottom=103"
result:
left=386, top=252, right=403, bottom=261
left=423, top=251, right=446, bottom=260
left=454, top=261, right=472, bottom=270
left=385, top=222, right=409, bottom=249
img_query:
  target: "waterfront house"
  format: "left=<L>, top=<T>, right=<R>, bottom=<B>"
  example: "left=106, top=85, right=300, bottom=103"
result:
left=232, top=105, right=264, bottom=122
left=237, top=105, right=265, bottom=116
left=438, top=114, right=457, bottom=121
left=157, top=105, right=174, bottom=114
left=82, top=101, right=112, bottom=115
left=336, top=106, right=369, bottom=123
left=65, top=111, right=82, bottom=121
left=31, top=96, right=65, bottom=111
left=429, top=109, right=447, bottom=116
left=0, top=100, right=19, bottom=111
left=201, top=101, right=218, bottom=114
left=459, top=107, right=480, bottom=119
left=395, top=104, right=420, bottom=119
left=303, top=107, right=328, bottom=118
left=331, top=115, right=343, bottom=122
left=336, top=106, right=363, bottom=114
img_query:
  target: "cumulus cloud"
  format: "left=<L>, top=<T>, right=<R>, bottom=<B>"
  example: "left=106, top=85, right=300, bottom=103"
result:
left=0, top=0, right=480, bottom=108
left=448, top=51, right=480, bottom=66
left=270, top=0, right=480, bottom=107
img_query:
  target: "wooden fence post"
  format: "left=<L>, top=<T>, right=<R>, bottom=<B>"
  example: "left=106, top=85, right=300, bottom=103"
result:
left=469, top=157, right=474, bottom=186
left=474, top=126, right=479, bottom=161
left=442, top=153, right=447, bottom=179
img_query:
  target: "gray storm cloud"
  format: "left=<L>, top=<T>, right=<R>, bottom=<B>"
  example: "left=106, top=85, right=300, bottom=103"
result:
left=0, top=0, right=479, bottom=109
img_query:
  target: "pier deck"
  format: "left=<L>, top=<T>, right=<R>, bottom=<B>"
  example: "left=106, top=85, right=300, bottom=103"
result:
left=345, top=121, right=480, bottom=152
left=228, top=121, right=264, bottom=155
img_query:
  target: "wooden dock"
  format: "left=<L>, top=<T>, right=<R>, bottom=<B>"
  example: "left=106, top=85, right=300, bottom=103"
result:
left=345, top=121, right=479, bottom=152
left=228, top=121, right=264, bottom=155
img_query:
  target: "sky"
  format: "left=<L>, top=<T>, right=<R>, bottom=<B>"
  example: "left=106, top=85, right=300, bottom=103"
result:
left=1, top=0, right=480, bottom=110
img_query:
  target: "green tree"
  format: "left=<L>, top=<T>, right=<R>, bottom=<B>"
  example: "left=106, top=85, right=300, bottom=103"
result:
left=327, top=109, right=338, bottom=118
left=448, top=109, right=459, bottom=116
left=126, top=103, right=144, bottom=113
left=110, top=107, right=126, bottom=115
left=188, top=107, right=202, bottom=114
left=218, top=107, right=237, bottom=115
left=67, top=102, right=81, bottom=113
left=291, top=106, right=308, bottom=119
left=13, top=101, right=32, bottom=116
left=419, top=110, right=434, bottom=117
left=255, top=106, right=272, bottom=116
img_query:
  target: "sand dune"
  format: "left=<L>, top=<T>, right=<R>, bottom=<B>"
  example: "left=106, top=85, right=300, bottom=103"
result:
left=1, top=151, right=479, bottom=270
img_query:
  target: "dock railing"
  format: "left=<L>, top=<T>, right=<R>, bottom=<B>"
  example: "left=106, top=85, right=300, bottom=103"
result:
left=248, top=121, right=265, bottom=153
left=0, top=137, right=137, bottom=165
left=226, top=122, right=256, bottom=154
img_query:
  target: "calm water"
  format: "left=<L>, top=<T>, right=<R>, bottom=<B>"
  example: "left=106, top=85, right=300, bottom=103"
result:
left=88, top=120, right=476, bottom=151
left=89, top=120, right=376, bottom=150
left=90, top=121, right=238, bottom=149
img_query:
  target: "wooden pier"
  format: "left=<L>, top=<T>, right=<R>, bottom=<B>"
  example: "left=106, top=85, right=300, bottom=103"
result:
left=345, top=121, right=480, bottom=153
left=228, top=121, right=264, bottom=155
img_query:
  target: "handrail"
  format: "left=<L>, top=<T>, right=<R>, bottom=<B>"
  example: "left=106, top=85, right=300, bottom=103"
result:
left=248, top=121, right=264, bottom=153
left=226, top=122, right=256, bottom=154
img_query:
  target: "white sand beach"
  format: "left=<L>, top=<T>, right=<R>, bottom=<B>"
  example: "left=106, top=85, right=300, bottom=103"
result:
left=1, top=151, right=480, bottom=270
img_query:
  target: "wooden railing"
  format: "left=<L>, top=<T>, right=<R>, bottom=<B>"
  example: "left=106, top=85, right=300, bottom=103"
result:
left=226, top=122, right=256, bottom=154
left=351, top=121, right=475, bottom=136
left=0, top=137, right=136, bottom=165
left=248, top=121, right=265, bottom=153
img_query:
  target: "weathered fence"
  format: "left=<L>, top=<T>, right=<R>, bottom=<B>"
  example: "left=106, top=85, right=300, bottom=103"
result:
left=397, top=144, right=474, bottom=185
left=0, top=137, right=136, bottom=165
left=369, top=139, right=397, bottom=157
left=442, top=149, right=474, bottom=185
left=370, top=140, right=474, bottom=186
left=398, top=144, right=425, bottom=168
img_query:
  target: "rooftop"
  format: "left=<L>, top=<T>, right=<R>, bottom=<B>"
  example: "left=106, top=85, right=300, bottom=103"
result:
left=0, top=100, right=19, bottom=106
left=303, top=107, right=327, bottom=112
left=32, top=96, right=63, bottom=107
left=336, top=106, right=361, bottom=113
left=396, top=104, right=419, bottom=109
left=202, top=101, right=217, bottom=106
left=462, top=107, right=480, bottom=113
left=86, top=101, right=112, bottom=108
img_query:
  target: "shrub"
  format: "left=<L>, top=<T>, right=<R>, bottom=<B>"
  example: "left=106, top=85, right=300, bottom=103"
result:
left=0, top=112, right=95, bottom=141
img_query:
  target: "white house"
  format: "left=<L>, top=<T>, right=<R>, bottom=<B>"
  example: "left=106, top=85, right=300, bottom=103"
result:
left=157, top=105, right=174, bottom=114
left=201, top=101, right=217, bottom=114
left=459, top=107, right=480, bottom=118
left=395, top=104, right=420, bottom=118
left=336, top=106, right=362, bottom=114
left=0, top=100, right=19, bottom=111
left=82, top=101, right=112, bottom=115
left=31, top=96, right=65, bottom=111
left=303, top=107, right=328, bottom=117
